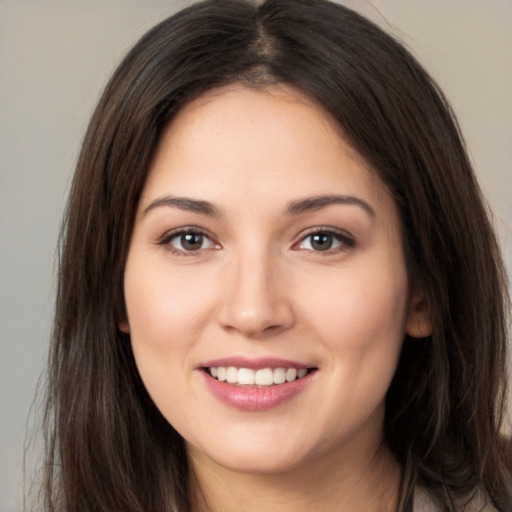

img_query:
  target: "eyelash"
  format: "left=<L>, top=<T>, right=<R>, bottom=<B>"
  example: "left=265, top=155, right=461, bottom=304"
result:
left=158, top=227, right=219, bottom=257
left=157, top=226, right=355, bottom=256
left=293, top=227, right=355, bottom=254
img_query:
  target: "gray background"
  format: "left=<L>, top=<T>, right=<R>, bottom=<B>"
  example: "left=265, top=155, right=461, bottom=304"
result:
left=1, top=1, right=511, bottom=510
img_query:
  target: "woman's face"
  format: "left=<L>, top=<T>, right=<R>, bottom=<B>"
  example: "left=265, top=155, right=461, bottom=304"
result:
left=122, top=85, right=429, bottom=476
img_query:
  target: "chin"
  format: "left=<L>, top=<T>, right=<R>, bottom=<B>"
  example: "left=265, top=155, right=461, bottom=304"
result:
left=205, top=449, right=307, bottom=476
left=187, top=432, right=314, bottom=477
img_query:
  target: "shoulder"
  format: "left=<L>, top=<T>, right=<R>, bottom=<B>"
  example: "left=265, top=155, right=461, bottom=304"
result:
left=414, top=486, right=498, bottom=512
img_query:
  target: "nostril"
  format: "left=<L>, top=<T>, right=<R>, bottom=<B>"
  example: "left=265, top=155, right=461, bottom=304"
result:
left=217, top=299, right=295, bottom=338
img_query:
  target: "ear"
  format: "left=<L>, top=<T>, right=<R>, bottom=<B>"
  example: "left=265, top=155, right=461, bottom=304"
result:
left=405, top=286, right=433, bottom=339
left=118, top=321, right=130, bottom=334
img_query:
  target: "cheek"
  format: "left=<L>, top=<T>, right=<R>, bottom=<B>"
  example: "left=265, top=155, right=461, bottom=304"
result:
left=297, top=257, right=409, bottom=360
left=125, top=257, right=217, bottom=347
left=123, top=256, right=220, bottom=422
left=123, top=254, right=220, bottom=405
left=298, top=260, right=408, bottom=421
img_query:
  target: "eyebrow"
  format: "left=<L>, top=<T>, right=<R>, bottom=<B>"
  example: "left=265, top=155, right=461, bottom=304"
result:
left=142, top=196, right=222, bottom=217
left=141, top=194, right=375, bottom=218
left=284, top=195, right=375, bottom=217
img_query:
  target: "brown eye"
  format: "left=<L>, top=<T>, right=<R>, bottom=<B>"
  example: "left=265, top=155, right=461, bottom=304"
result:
left=310, top=233, right=334, bottom=251
left=180, top=233, right=204, bottom=251
left=296, top=230, right=354, bottom=253
left=164, top=230, right=217, bottom=253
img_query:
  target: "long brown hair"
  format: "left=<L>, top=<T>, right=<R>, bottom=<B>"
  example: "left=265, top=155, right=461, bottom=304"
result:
left=41, top=1, right=511, bottom=510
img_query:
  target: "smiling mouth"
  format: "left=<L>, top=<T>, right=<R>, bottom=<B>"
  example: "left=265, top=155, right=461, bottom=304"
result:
left=205, top=366, right=316, bottom=387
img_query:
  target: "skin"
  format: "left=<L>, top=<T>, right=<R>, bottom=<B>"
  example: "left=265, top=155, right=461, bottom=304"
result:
left=122, top=84, right=431, bottom=511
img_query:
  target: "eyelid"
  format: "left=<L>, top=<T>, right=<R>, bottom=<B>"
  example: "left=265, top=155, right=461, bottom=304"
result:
left=157, top=226, right=221, bottom=256
left=292, top=226, right=355, bottom=253
left=156, top=225, right=354, bottom=256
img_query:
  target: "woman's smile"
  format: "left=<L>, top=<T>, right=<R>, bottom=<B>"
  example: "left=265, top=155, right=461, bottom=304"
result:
left=122, top=83, right=429, bottom=475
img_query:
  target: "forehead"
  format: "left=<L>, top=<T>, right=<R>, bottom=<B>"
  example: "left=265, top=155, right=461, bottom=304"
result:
left=135, top=84, right=402, bottom=241
left=144, top=84, right=383, bottom=198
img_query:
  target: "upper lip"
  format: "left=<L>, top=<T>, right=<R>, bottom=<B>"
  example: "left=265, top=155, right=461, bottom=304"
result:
left=200, top=356, right=314, bottom=370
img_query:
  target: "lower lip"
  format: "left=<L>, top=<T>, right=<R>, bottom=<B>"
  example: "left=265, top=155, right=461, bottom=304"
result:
left=202, top=371, right=314, bottom=411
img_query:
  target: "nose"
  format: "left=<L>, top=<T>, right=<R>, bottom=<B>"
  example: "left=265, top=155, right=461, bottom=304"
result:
left=217, top=247, right=295, bottom=338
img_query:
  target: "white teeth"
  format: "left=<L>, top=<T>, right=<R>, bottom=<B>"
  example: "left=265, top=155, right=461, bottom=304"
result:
left=297, top=368, right=308, bottom=378
left=226, top=366, right=238, bottom=383
left=273, top=367, right=286, bottom=384
left=208, top=366, right=310, bottom=386
left=285, top=368, right=297, bottom=382
left=217, top=367, right=226, bottom=382
left=237, top=368, right=255, bottom=385
left=255, top=368, right=273, bottom=386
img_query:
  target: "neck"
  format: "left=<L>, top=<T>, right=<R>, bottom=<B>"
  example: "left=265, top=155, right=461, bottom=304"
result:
left=188, top=441, right=401, bottom=512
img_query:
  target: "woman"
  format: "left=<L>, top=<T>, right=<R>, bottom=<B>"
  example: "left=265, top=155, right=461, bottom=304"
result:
left=42, top=0, right=511, bottom=510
